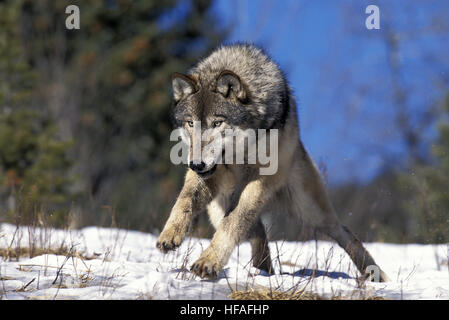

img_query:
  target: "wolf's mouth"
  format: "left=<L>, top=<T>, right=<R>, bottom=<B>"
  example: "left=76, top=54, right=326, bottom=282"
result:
left=196, top=164, right=217, bottom=179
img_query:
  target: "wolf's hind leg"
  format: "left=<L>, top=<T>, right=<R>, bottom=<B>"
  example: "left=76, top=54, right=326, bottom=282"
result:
left=290, top=145, right=389, bottom=282
left=248, top=219, right=274, bottom=274
left=323, top=224, right=390, bottom=282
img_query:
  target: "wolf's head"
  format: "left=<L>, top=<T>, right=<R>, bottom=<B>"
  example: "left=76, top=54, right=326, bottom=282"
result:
left=170, top=44, right=288, bottom=179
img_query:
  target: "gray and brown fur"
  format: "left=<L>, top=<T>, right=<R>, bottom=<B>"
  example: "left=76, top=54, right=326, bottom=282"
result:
left=157, top=44, right=389, bottom=282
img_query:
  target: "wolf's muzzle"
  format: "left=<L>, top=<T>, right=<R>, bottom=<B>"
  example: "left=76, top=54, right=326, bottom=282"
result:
left=189, top=161, right=206, bottom=172
left=189, top=161, right=217, bottom=179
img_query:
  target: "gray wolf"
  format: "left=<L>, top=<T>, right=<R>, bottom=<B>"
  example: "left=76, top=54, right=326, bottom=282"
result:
left=156, top=44, right=389, bottom=282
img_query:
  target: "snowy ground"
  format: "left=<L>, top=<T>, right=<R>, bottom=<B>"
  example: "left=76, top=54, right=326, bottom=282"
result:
left=0, top=223, right=448, bottom=300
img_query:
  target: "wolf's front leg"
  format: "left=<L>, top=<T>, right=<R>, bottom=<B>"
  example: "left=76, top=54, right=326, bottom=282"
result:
left=157, top=170, right=212, bottom=253
left=156, top=195, right=193, bottom=253
left=190, top=179, right=274, bottom=278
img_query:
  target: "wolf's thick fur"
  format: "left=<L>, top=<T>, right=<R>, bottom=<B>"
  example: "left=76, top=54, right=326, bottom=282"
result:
left=157, top=44, right=389, bottom=282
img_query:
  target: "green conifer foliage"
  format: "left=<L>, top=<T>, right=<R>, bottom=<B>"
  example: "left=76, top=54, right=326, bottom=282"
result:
left=0, top=0, right=77, bottom=226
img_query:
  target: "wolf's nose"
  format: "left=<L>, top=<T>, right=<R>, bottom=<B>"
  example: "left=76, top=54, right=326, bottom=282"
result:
left=189, top=161, right=206, bottom=172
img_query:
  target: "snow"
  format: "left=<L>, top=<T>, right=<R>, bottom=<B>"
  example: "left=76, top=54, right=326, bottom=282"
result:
left=1, top=223, right=448, bottom=300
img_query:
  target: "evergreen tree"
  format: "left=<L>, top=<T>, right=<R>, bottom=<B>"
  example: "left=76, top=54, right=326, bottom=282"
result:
left=398, top=95, right=449, bottom=243
left=14, top=0, right=224, bottom=230
left=0, top=0, right=77, bottom=226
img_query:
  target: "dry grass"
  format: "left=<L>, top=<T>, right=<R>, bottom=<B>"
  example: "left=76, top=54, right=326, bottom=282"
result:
left=0, top=247, right=86, bottom=261
left=0, top=246, right=94, bottom=261
left=229, top=287, right=325, bottom=300
left=0, top=211, right=127, bottom=299
left=229, top=287, right=388, bottom=300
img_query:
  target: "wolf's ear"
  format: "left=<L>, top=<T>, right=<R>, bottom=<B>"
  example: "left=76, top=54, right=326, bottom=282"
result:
left=171, top=73, right=197, bottom=103
left=216, top=70, right=247, bottom=102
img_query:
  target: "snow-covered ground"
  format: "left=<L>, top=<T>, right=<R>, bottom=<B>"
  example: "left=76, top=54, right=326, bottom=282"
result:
left=0, top=223, right=448, bottom=300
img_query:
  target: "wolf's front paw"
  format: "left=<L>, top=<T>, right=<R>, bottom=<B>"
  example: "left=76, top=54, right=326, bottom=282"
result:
left=156, top=227, right=184, bottom=253
left=190, top=252, right=222, bottom=279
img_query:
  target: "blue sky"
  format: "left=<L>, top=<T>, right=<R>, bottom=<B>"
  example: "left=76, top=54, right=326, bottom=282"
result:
left=210, top=0, right=449, bottom=185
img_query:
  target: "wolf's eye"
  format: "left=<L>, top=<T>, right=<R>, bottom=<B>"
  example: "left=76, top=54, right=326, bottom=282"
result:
left=212, top=121, right=223, bottom=128
left=187, top=121, right=194, bottom=127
